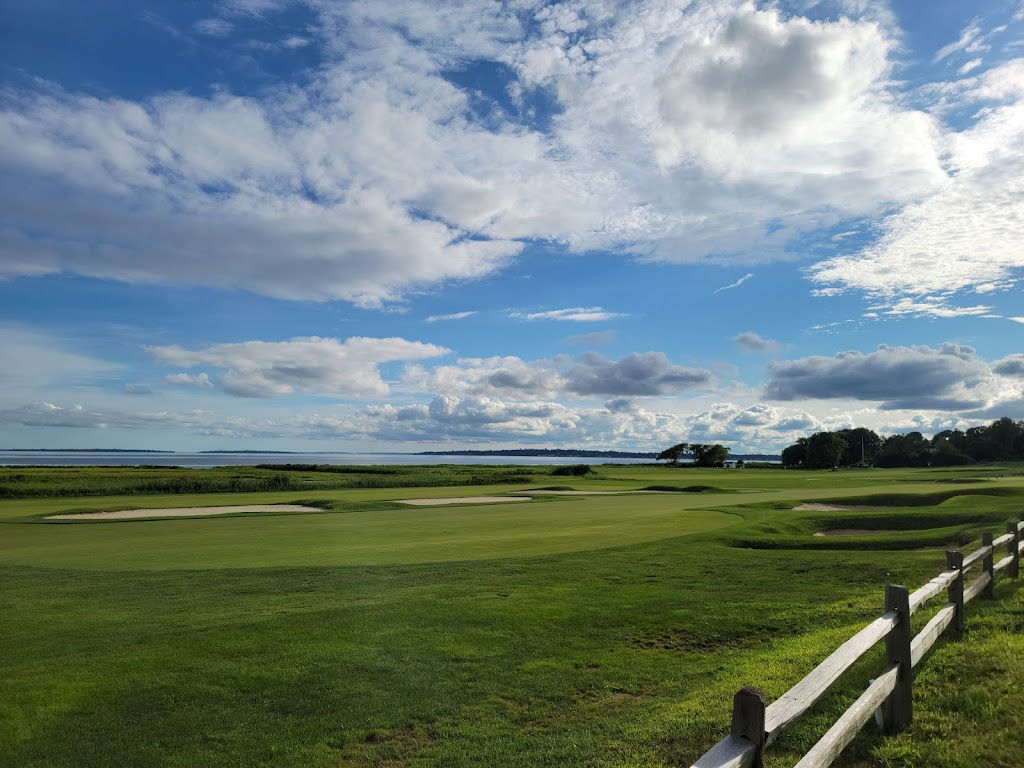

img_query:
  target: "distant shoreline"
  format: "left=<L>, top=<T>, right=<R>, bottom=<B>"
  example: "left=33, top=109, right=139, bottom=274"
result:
left=1, top=448, right=782, bottom=461
left=417, top=449, right=782, bottom=460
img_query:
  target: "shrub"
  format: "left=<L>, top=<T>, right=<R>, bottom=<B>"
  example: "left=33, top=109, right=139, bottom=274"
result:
left=551, top=464, right=594, bottom=477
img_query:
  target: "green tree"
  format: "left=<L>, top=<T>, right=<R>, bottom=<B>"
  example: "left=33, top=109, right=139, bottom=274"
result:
left=835, top=427, right=881, bottom=466
left=657, top=442, right=690, bottom=465
left=691, top=443, right=730, bottom=467
left=803, top=431, right=847, bottom=469
left=876, top=432, right=931, bottom=468
left=781, top=438, right=807, bottom=468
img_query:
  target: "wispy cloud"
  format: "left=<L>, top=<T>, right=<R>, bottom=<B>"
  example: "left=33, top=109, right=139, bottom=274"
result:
left=164, top=372, right=214, bottom=389
left=933, top=23, right=983, bottom=62
left=511, top=308, right=627, bottom=322
left=194, top=18, right=233, bottom=37
left=426, top=311, right=477, bottom=323
left=714, top=273, right=754, bottom=294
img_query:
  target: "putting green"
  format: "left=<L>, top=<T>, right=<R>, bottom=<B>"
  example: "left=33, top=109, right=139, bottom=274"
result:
left=0, top=496, right=739, bottom=570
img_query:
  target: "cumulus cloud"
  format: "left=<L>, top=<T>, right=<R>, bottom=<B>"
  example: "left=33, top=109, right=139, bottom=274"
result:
left=0, top=1, right=959, bottom=304
left=734, top=331, right=779, bottom=353
left=993, top=354, right=1024, bottom=377
left=407, top=351, right=712, bottom=400
left=511, top=307, right=628, bottom=322
left=147, top=336, right=449, bottom=398
left=565, top=352, right=710, bottom=396
left=764, top=343, right=1007, bottom=410
left=6, top=389, right=1011, bottom=451
left=335, top=396, right=838, bottom=450
left=604, top=397, right=635, bottom=413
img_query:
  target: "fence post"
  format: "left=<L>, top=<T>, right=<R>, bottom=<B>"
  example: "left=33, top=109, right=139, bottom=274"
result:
left=946, top=551, right=964, bottom=640
left=1010, top=521, right=1020, bottom=579
left=882, top=585, right=913, bottom=733
left=982, top=533, right=995, bottom=599
left=731, top=686, right=766, bottom=768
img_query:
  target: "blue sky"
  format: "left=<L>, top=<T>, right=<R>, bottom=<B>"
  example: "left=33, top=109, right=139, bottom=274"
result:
left=1, top=0, right=1023, bottom=453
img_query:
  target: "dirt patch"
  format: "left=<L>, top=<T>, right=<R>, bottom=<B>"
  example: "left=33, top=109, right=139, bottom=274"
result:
left=396, top=496, right=532, bottom=505
left=795, top=503, right=889, bottom=511
left=46, top=505, right=321, bottom=521
left=813, top=529, right=902, bottom=537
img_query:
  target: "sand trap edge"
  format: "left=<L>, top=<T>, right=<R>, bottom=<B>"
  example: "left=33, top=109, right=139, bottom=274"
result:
left=46, top=505, right=322, bottom=521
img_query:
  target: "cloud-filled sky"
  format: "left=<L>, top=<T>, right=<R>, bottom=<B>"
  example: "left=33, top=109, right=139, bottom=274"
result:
left=1, top=0, right=1022, bottom=453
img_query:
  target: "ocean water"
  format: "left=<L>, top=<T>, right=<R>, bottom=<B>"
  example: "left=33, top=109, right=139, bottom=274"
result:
left=0, top=451, right=656, bottom=469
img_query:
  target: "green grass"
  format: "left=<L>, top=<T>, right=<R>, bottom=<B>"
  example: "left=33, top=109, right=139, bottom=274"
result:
left=0, top=464, right=542, bottom=498
left=1, top=464, right=1023, bottom=767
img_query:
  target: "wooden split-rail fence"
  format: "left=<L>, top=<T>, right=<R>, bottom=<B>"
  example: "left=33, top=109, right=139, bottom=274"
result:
left=691, top=518, right=1024, bottom=768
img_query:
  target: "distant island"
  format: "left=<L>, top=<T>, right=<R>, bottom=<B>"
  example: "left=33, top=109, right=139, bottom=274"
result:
left=417, top=448, right=781, bottom=460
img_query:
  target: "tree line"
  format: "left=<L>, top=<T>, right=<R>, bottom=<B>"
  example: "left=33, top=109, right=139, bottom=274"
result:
left=780, top=417, right=1024, bottom=469
left=656, top=442, right=731, bottom=467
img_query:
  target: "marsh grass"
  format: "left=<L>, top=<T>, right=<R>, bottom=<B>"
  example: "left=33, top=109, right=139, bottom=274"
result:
left=0, top=464, right=541, bottom=498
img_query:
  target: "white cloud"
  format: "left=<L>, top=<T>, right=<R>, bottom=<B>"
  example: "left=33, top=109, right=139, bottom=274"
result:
left=958, top=57, right=983, bottom=75
left=426, top=311, right=477, bottom=323
left=808, top=59, right=1024, bottom=314
left=405, top=351, right=712, bottom=401
left=147, top=336, right=450, bottom=398
left=511, top=307, right=628, bottom=322
left=194, top=18, right=233, bottom=37
left=933, top=23, right=982, bottom=62
left=0, top=1, right=958, bottom=304
left=164, top=372, right=214, bottom=389
left=714, top=273, right=754, bottom=294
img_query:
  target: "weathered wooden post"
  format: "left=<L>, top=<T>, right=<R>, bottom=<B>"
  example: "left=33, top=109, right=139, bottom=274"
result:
left=731, top=686, right=767, bottom=768
left=946, top=551, right=964, bottom=640
left=882, top=585, right=912, bottom=733
left=982, top=533, right=995, bottom=599
left=1010, top=521, right=1021, bottom=579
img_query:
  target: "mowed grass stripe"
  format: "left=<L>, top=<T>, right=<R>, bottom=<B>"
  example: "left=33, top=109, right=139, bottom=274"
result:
left=0, top=497, right=739, bottom=570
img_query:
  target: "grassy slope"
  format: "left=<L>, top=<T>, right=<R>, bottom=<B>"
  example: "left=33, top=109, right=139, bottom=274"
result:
left=1, top=464, right=1022, bottom=767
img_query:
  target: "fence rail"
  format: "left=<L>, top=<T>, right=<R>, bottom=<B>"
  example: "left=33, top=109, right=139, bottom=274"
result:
left=690, top=517, right=1024, bottom=768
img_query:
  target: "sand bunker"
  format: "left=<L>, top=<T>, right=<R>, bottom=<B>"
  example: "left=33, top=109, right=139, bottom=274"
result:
left=397, top=496, right=532, bottom=505
left=47, top=505, right=320, bottom=521
left=795, top=503, right=888, bottom=511
left=814, top=529, right=901, bottom=537
left=522, top=490, right=625, bottom=495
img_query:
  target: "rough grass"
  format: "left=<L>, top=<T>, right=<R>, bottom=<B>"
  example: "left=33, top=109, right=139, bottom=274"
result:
left=1, top=464, right=1022, bottom=767
left=0, top=464, right=542, bottom=498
